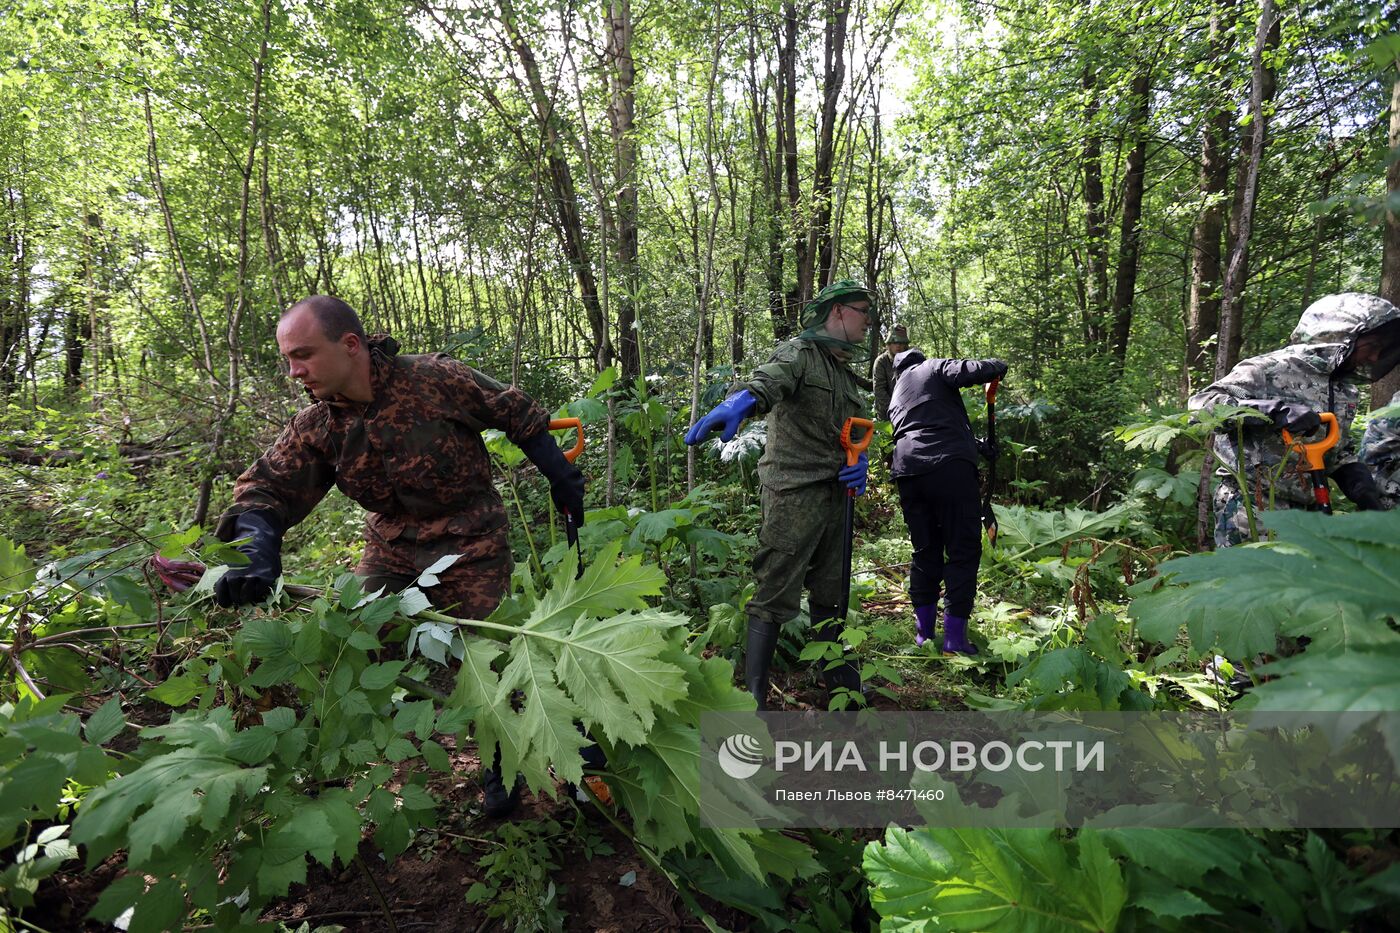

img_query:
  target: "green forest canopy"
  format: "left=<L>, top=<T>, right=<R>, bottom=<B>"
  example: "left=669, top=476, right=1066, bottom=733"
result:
left=1, top=0, right=1396, bottom=485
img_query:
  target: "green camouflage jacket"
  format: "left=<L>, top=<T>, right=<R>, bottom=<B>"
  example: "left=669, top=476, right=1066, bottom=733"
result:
left=1189, top=293, right=1400, bottom=508
left=219, top=335, right=549, bottom=544
left=873, top=350, right=897, bottom=421
left=1361, top=389, right=1400, bottom=508
left=736, top=337, right=868, bottom=491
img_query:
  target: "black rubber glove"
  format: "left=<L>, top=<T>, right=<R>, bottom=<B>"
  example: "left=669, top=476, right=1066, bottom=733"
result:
left=1332, top=462, right=1388, bottom=511
left=519, top=430, right=586, bottom=533
left=214, top=511, right=283, bottom=608
left=975, top=436, right=1000, bottom=462
left=1239, top=398, right=1321, bottom=433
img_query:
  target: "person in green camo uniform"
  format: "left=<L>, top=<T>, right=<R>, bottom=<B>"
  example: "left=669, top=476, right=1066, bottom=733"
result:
left=214, top=295, right=585, bottom=817
left=685, top=280, right=876, bottom=710
left=873, top=324, right=910, bottom=422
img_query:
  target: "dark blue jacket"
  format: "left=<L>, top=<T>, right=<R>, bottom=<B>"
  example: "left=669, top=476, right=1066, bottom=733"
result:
left=889, top=350, right=1007, bottom=478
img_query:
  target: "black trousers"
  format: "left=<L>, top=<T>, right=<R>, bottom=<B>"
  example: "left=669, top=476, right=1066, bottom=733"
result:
left=895, top=460, right=983, bottom=617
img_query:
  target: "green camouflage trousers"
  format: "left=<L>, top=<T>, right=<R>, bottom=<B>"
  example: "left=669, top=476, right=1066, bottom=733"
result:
left=747, top=481, right=848, bottom=626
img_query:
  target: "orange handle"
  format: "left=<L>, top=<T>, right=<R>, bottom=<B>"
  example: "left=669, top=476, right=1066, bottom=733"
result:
left=986, top=378, right=1000, bottom=405
left=1280, top=412, right=1339, bottom=473
left=549, top=417, right=585, bottom=463
left=841, top=417, right=875, bottom=467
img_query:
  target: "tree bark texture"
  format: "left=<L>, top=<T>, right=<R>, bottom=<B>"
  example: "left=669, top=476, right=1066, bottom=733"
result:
left=497, top=0, right=610, bottom=371
left=1081, top=66, right=1110, bottom=349
left=807, top=0, right=849, bottom=293
left=1215, top=0, right=1279, bottom=381
left=1220, top=1, right=1281, bottom=372
left=1373, top=68, right=1400, bottom=408
left=606, top=0, right=641, bottom=380
left=1185, top=0, right=1235, bottom=391
left=1109, top=68, right=1152, bottom=366
left=781, top=2, right=806, bottom=323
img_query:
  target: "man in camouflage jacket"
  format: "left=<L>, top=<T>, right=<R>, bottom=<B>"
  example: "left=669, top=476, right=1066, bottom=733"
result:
left=1361, top=389, right=1400, bottom=510
left=873, top=324, right=910, bottom=421
left=685, top=280, right=875, bottom=710
left=1189, top=293, right=1400, bottom=547
left=214, top=296, right=584, bottom=816
left=215, top=295, right=583, bottom=614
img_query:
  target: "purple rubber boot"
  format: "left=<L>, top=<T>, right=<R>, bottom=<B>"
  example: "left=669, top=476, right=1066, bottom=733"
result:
left=942, top=613, right=979, bottom=656
left=914, top=605, right=938, bottom=647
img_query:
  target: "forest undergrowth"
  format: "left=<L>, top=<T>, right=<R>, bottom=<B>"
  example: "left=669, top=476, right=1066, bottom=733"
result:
left=3, top=383, right=1400, bottom=932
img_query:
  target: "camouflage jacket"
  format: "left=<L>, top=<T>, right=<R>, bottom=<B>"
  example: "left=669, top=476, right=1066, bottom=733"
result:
left=736, top=337, right=868, bottom=491
left=1189, top=294, right=1400, bottom=508
left=873, top=351, right=897, bottom=421
left=218, top=335, right=550, bottom=544
left=1361, top=389, right=1400, bottom=507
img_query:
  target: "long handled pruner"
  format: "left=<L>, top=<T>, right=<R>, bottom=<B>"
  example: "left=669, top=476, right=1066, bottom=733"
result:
left=549, top=417, right=586, bottom=577
left=981, top=378, right=1000, bottom=545
left=839, top=418, right=875, bottom=622
left=1281, top=412, right=1339, bottom=514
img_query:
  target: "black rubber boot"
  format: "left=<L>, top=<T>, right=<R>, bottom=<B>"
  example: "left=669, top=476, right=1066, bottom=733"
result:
left=811, top=606, right=865, bottom=704
left=745, top=618, right=780, bottom=711
left=481, top=749, right=523, bottom=818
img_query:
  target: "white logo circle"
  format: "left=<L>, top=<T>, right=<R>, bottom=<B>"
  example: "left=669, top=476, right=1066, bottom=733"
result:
left=718, top=733, right=765, bottom=779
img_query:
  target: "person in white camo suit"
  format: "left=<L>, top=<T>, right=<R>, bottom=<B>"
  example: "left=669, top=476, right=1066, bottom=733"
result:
left=1189, top=293, right=1400, bottom=548
left=1361, top=389, right=1400, bottom=510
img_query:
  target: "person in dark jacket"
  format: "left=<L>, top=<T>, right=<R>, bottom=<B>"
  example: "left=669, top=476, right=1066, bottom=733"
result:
left=888, top=349, right=1007, bottom=654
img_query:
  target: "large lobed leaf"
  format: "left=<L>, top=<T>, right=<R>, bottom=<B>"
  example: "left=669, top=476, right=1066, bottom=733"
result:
left=1130, top=511, right=1400, bottom=659
left=992, top=502, right=1138, bottom=561
left=454, top=541, right=690, bottom=791
left=862, top=827, right=1126, bottom=932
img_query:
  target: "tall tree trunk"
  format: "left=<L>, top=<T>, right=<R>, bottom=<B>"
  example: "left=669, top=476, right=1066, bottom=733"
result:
left=144, top=90, right=216, bottom=387
left=497, top=0, right=610, bottom=370
left=780, top=2, right=807, bottom=321
left=1215, top=0, right=1279, bottom=380
left=747, top=20, right=789, bottom=339
left=1185, top=0, right=1236, bottom=391
left=807, top=0, right=849, bottom=292
left=1, top=181, right=26, bottom=395
left=688, top=2, right=725, bottom=494
left=1081, top=66, right=1110, bottom=349
left=1220, top=1, right=1281, bottom=370
left=1373, top=68, right=1400, bottom=408
left=606, top=0, right=641, bottom=380
left=864, top=87, right=888, bottom=300
left=195, top=0, right=271, bottom=527
left=259, top=144, right=288, bottom=312
left=1109, top=68, right=1152, bottom=366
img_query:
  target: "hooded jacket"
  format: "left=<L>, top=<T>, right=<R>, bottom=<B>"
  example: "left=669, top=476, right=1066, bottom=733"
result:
left=1188, top=293, right=1400, bottom=508
left=888, top=350, right=1007, bottom=478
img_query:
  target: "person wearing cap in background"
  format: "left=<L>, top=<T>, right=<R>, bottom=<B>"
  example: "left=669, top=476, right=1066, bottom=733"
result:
left=684, top=280, right=876, bottom=710
left=873, top=324, right=910, bottom=422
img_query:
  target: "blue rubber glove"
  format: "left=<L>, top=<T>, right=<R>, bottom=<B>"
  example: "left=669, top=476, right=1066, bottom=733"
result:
left=685, top=389, right=757, bottom=445
left=838, top=451, right=868, bottom=496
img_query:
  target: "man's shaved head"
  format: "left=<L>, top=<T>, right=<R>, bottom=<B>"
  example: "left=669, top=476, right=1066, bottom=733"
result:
left=284, top=295, right=366, bottom=344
